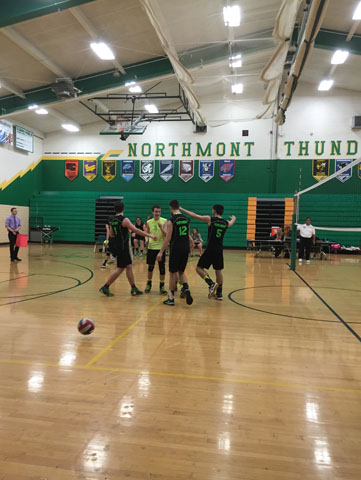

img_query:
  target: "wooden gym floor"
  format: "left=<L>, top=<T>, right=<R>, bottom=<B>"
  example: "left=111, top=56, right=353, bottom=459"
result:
left=0, top=244, right=360, bottom=480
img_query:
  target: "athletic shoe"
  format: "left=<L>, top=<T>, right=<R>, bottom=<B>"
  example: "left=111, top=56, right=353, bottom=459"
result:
left=144, top=284, right=152, bottom=293
left=214, top=294, right=223, bottom=301
left=180, top=288, right=186, bottom=299
left=139, top=252, right=143, bottom=257
left=298, top=258, right=302, bottom=263
left=185, top=289, right=193, bottom=305
left=163, top=298, right=175, bottom=306
left=208, top=282, right=218, bottom=299
left=160, top=286, right=168, bottom=295
left=131, top=287, right=143, bottom=296
left=100, top=264, right=107, bottom=269
left=15, top=258, right=22, bottom=262
left=99, top=285, right=114, bottom=297
left=306, top=260, right=311, bottom=264
left=109, top=256, right=115, bottom=264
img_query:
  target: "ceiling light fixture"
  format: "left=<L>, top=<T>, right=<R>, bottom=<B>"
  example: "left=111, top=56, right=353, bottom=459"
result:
left=144, top=104, right=159, bottom=113
left=231, top=83, right=243, bottom=94
left=129, top=85, right=142, bottom=93
left=331, top=50, right=349, bottom=64
left=229, top=54, right=242, bottom=68
left=35, top=108, right=48, bottom=115
left=62, top=123, right=80, bottom=132
left=90, top=41, right=115, bottom=60
left=28, top=104, right=39, bottom=110
left=318, top=79, right=334, bottom=91
left=223, top=5, right=241, bottom=27
left=352, top=1, right=361, bottom=19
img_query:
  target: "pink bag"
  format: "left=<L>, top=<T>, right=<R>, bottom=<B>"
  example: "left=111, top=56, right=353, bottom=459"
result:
left=16, top=234, right=28, bottom=248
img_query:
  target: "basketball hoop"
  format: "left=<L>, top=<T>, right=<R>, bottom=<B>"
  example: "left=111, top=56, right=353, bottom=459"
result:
left=115, top=116, right=129, bottom=133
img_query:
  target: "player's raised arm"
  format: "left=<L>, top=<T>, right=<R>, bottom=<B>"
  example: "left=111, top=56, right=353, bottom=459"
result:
left=122, top=217, right=156, bottom=240
left=228, top=215, right=236, bottom=227
left=157, top=220, right=172, bottom=261
left=179, top=206, right=211, bottom=223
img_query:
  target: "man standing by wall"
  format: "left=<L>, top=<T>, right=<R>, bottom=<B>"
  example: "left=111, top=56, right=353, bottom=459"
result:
left=298, top=217, right=315, bottom=264
left=5, top=207, right=22, bottom=262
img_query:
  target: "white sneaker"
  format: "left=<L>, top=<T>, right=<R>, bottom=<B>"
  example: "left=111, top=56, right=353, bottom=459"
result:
left=306, top=260, right=310, bottom=264
left=109, top=255, right=115, bottom=264
left=298, top=258, right=302, bottom=263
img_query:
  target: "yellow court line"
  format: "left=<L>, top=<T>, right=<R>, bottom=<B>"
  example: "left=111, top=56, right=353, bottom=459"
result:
left=0, top=359, right=360, bottom=395
left=85, top=296, right=165, bottom=367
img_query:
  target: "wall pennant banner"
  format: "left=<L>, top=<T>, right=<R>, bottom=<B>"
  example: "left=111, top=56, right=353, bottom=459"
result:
left=140, top=159, right=155, bottom=182
left=0, top=119, right=13, bottom=145
left=312, top=159, right=329, bottom=181
left=219, top=159, right=235, bottom=182
left=159, top=160, right=174, bottom=182
left=199, top=160, right=215, bottom=182
left=179, top=160, right=194, bottom=182
left=121, top=159, right=135, bottom=182
left=358, top=163, right=361, bottom=180
left=83, top=159, right=97, bottom=182
left=335, top=159, right=352, bottom=183
left=102, top=159, right=116, bottom=182
left=65, top=159, right=79, bottom=181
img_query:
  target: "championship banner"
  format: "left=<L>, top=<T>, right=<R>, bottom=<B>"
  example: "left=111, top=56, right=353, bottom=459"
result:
left=179, top=160, right=194, bottom=182
left=83, top=159, right=97, bottom=182
left=336, top=159, right=352, bottom=183
left=140, top=159, right=154, bottom=182
left=312, top=159, right=329, bottom=181
left=65, top=159, right=79, bottom=181
left=219, top=159, right=235, bottom=182
left=121, top=159, right=135, bottom=182
left=358, top=163, right=361, bottom=180
left=0, top=119, right=13, bottom=145
left=102, top=159, right=116, bottom=182
left=199, top=160, right=215, bottom=182
left=159, top=160, right=174, bottom=182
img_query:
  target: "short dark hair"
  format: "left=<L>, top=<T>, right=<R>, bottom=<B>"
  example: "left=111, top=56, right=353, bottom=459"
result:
left=136, top=216, right=141, bottom=221
left=11, top=207, right=17, bottom=212
left=152, top=204, right=161, bottom=211
left=114, top=201, right=124, bottom=213
left=306, top=217, right=311, bottom=220
left=169, top=199, right=179, bottom=210
left=213, top=204, right=224, bottom=215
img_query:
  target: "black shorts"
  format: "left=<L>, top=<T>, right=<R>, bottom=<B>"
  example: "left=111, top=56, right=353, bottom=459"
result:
left=197, top=247, right=224, bottom=270
left=116, top=248, right=132, bottom=268
left=135, top=235, right=143, bottom=242
left=169, top=248, right=189, bottom=273
left=147, top=249, right=165, bottom=265
left=107, top=238, right=116, bottom=256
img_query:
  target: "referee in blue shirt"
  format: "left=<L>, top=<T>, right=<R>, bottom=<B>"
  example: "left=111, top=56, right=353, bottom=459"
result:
left=5, top=207, right=22, bottom=262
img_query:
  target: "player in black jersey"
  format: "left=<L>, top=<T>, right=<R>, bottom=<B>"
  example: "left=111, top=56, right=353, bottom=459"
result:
left=100, top=215, right=116, bottom=268
left=99, top=201, right=156, bottom=297
left=157, top=199, right=193, bottom=306
left=180, top=204, right=236, bottom=300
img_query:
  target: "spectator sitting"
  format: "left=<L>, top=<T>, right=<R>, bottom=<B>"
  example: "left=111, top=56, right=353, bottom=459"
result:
left=270, top=228, right=284, bottom=258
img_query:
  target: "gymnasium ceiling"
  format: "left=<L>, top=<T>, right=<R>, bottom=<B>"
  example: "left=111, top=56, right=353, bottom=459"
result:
left=0, top=0, right=360, bottom=134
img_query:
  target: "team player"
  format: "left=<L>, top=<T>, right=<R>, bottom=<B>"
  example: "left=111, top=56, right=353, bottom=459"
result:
left=180, top=204, right=236, bottom=300
left=144, top=205, right=168, bottom=294
left=133, top=217, right=145, bottom=257
left=157, top=199, right=193, bottom=306
left=99, top=201, right=156, bottom=297
left=100, top=216, right=115, bottom=268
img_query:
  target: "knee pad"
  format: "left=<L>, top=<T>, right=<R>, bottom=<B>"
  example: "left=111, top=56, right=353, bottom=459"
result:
left=158, top=262, right=165, bottom=276
left=148, top=265, right=155, bottom=273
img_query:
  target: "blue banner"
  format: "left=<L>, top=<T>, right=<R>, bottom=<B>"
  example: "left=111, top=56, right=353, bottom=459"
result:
left=159, top=160, right=174, bottom=182
left=121, top=159, right=135, bottom=182
left=199, top=160, right=214, bottom=183
left=335, top=159, right=352, bottom=183
left=219, top=159, right=235, bottom=183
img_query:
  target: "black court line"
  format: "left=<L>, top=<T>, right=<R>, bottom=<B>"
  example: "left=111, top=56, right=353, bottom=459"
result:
left=293, top=270, right=361, bottom=343
left=0, top=260, right=94, bottom=307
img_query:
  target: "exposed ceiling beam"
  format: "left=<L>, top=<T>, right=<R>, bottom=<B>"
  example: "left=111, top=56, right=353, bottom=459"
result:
left=89, top=99, right=109, bottom=113
left=0, top=78, right=26, bottom=99
left=2, top=26, right=69, bottom=78
left=0, top=0, right=96, bottom=28
left=70, top=7, right=126, bottom=75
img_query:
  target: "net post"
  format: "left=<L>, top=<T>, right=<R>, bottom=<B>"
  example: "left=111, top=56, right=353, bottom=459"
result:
left=290, top=213, right=297, bottom=271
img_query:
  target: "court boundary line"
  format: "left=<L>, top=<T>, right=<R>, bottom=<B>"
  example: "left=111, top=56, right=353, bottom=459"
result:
left=0, top=359, right=360, bottom=395
left=293, top=270, right=361, bottom=343
left=86, top=296, right=165, bottom=367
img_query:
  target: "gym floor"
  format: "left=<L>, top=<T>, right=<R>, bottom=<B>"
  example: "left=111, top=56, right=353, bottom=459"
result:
left=0, top=244, right=360, bottom=479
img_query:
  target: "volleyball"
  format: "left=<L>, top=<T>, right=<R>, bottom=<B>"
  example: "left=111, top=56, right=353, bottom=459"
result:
left=78, top=317, right=95, bottom=335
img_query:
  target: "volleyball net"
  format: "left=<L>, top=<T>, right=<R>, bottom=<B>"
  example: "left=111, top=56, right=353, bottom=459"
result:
left=290, top=157, right=361, bottom=270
